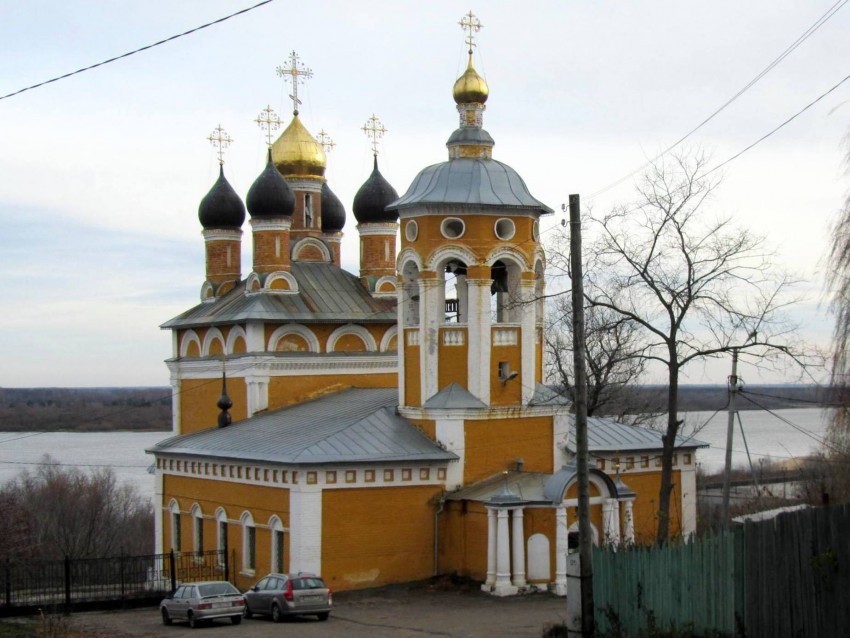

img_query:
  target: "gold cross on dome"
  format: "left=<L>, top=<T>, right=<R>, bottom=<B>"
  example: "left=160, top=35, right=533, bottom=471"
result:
left=361, top=114, right=387, bottom=157
left=459, top=10, right=482, bottom=53
left=316, top=129, right=335, bottom=153
left=275, top=50, right=313, bottom=115
left=255, top=105, right=281, bottom=148
left=207, top=124, right=233, bottom=165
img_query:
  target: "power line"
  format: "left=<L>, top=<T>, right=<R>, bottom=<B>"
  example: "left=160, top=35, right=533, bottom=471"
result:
left=0, top=0, right=278, bottom=102
left=587, top=0, right=849, bottom=200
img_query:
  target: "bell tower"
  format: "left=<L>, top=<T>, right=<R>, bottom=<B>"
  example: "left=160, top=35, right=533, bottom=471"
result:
left=387, top=13, right=551, bottom=409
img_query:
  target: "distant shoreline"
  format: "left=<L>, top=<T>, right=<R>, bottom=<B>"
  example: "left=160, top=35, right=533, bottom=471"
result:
left=0, top=385, right=831, bottom=432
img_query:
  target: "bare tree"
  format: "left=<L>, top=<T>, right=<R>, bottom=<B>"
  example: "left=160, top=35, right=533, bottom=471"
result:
left=561, top=150, right=809, bottom=543
left=827, top=136, right=850, bottom=451
left=1, top=456, right=153, bottom=559
left=545, top=298, right=664, bottom=423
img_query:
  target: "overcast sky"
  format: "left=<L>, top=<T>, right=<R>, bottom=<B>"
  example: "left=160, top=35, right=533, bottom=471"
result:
left=1, top=0, right=848, bottom=387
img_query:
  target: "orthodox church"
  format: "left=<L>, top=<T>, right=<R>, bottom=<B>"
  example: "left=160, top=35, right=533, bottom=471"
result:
left=148, top=15, right=704, bottom=596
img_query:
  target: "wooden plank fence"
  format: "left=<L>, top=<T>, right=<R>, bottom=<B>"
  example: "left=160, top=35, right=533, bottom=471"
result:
left=593, top=503, right=850, bottom=637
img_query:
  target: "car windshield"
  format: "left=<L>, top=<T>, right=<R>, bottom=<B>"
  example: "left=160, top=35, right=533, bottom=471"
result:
left=198, top=582, right=239, bottom=597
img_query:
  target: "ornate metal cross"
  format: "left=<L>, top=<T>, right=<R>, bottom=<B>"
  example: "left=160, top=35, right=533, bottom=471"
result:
left=275, top=50, right=313, bottom=115
left=316, top=129, right=335, bottom=153
left=255, top=105, right=281, bottom=147
left=361, top=114, right=387, bottom=157
left=459, top=10, right=482, bottom=52
left=207, top=124, right=233, bottom=165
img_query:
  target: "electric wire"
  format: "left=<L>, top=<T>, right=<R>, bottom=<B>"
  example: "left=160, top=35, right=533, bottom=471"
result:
left=587, top=0, right=849, bottom=200
left=0, top=0, right=278, bottom=102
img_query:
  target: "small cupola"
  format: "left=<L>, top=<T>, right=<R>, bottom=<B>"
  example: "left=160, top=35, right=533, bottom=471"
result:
left=198, top=165, right=246, bottom=230
left=321, top=182, right=346, bottom=232
left=247, top=149, right=296, bottom=218
left=353, top=156, right=399, bottom=224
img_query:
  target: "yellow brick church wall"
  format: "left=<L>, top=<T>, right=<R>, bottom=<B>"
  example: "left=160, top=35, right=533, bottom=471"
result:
left=321, top=485, right=441, bottom=590
left=267, top=373, right=397, bottom=411
left=463, top=416, right=553, bottom=484
left=179, top=377, right=247, bottom=435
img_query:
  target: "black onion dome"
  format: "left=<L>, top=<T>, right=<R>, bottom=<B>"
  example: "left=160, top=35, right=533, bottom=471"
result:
left=198, top=165, right=246, bottom=229
left=246, top=150, right=295, bottom=218
left=352, top=156, right=399, bottom=224
left=321, top=182, right=346, bottom=232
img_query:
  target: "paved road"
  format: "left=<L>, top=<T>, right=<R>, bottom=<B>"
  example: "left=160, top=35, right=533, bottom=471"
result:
left=68, top=584, right=567, bottom=638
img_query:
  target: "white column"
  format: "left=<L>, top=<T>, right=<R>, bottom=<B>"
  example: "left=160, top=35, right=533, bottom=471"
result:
left=397, top=283, right=406, bottom=406
left=246, top=321, right=265, bottom=352
left=419, top=277, right=441, bottom=402
left=482, top=507, right=496, bottom=590
left=493, top=509, right=518, bottom=596
left=170, top=376, right=181, bottom=435
left=466, top=278, right=491, bottom=404
left=623, top=500, right=635, bottom=546
left=553, top=505, right=568, bottom=596
left=289, top=489, right=322, bottom=575
left=245, top=374, right=269, bottom=416
left=153, top=470, right=164, bottom=555
left=603, top=499, right=620, bottom=547
left=511, top=507, right=526, bottom=588
left=519, top=280, right=536, bottom=404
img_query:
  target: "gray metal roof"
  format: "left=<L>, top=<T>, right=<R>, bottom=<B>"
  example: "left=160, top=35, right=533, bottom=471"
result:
left=446, top=471, right=551, bottom=503
left=423, top=383, right=487, bottom=409
left=387, top=158, right=553, bottom=214
left=147, top=388, right=456, bottom=465
left=569, top=416, right=709, bottom=453
left=529, top=383, right=571, bottom=406
left=162, top=262, right=396, bottom=329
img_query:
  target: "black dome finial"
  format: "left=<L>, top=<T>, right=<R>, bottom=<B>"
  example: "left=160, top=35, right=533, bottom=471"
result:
left=216, top=363, right=232, bottom=428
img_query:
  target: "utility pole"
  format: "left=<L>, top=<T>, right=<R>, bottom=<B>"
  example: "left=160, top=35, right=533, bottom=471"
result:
left=721, top=348, right=739, bottom=526
left=569, top=193, right=594, bottom=636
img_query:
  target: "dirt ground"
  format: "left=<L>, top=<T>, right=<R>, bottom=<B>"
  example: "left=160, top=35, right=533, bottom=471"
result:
left=63, top=581, right=568, bottom=638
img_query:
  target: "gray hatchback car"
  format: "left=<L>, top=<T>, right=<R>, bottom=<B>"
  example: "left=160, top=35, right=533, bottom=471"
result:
left=243, top=573, right=332, bottom=622
left=160, top=580, right=245, bottom=628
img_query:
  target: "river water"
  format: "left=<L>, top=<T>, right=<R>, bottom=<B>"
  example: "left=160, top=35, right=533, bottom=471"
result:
left=0, top=408, right=832, bottom=501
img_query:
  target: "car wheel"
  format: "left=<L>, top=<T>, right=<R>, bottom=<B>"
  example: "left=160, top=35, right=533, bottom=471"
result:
left=317, top=612, right=329, bottom=621
left=188, top=611, right=197, bottom=629
left=271, top=603, right=283, bottom=623
left=231, top=614, right=242, bottom=625
left=161, top=608, right=172, bottom=626
left=243, top=606, right=252, bottom=619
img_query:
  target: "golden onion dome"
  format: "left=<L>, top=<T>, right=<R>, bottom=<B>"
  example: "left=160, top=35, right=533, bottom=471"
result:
left=452, top=55, right=489, bottom=105
left=271, top=114, right=326, bottom=178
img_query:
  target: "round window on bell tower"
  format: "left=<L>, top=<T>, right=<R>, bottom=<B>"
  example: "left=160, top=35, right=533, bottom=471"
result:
left=494, top=218, right=516, bottom=240
left=441, top=217, right=465, bottom=239
left=405, top=220, right=419, bottom=242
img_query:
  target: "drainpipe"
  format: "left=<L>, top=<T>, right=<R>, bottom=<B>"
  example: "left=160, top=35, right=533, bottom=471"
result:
left=434, top=496, right=446, bottom=576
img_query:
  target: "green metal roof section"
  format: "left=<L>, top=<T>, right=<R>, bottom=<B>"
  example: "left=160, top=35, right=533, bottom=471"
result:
left=162, top=262, right=397, bottom=329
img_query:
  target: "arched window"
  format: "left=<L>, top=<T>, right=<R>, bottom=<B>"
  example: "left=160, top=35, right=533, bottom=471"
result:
left=191, top=504, right=204, bottom=558
left=169, top=500, right=181, bottom=552
left=269, top=516, right=285, bottom=574
left=491, top=259, right=522, bottom=323
left=216, top=508, right=228, bottom=566
left=241, top=512, right=256, bottom=573
left=442, top=258, right=468, bottom=324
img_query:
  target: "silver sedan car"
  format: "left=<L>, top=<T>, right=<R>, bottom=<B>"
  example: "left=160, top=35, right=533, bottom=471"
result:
left=244, top=573, right=332, bottom=622
left=160, top=580, right=245, bottom=628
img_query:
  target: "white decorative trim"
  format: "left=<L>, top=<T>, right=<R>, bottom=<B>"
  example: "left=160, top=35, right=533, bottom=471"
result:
left=492, top=327, right=518, bottom=346
left=166, top=353, right=397, bottom=378
left=289, top=491, right=322, bottom=575
left=250, top=218, right=291, bottom=232
left=202, top=327, right=225, bottom=356
left=200, top=281, right=215, bottom=303
left=427, top=245, right=477, bottom=272
left=486, top=245, right=530, bottom=270
left=267, top=324, right=320, bottom=353
left=404, top=219, right=418, bottom=242
left=286, top=177, right=323, bottom=192
left=380, top=325, right=399, bottom=352
left=179, top=330, right=202, bottom=358
left=240, top=511, right=256, bottom=574
left=263, top=270, right=299, bottom=293
left=357, top=222, right=398, bottom=236
left=202, top=229, right=242, bottom=242
left=397, top=248, right=423, bottom=272
left=327, top=324, right=378, bottom=352
left=226, top=325, right=248, bottom=354
left=373, top=275, right=398, bottom=297
left=245, top=272, right=262, bottom=293
left=291, top=237, right=331, bottom=262
left=406, top=328, right=420, bottom=346
left=442, top=328, right=465, bottom=346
